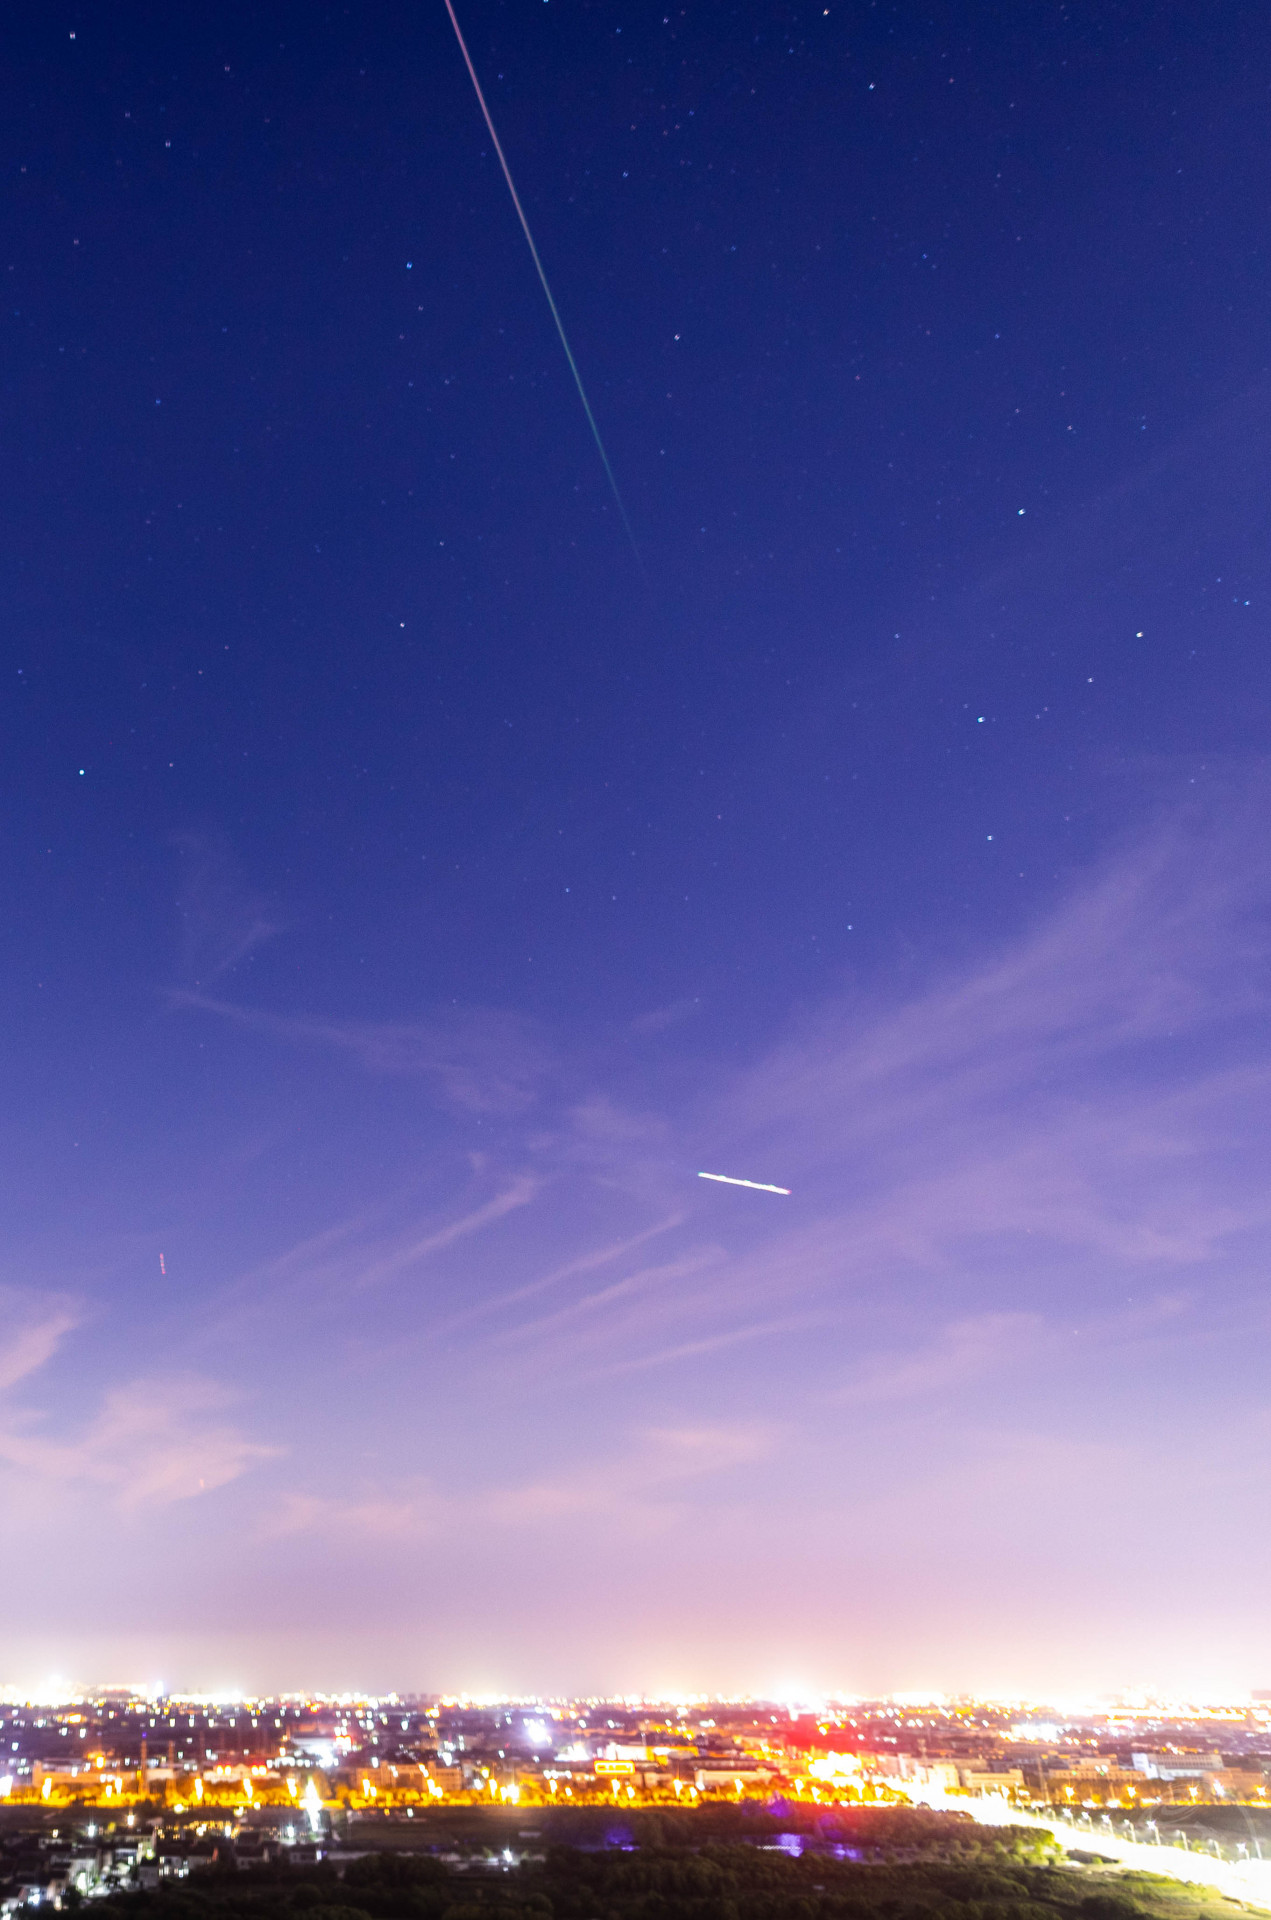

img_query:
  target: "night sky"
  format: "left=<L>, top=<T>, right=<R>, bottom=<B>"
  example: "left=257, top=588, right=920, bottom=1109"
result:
left=4, top=0, right=1271, bottom=1698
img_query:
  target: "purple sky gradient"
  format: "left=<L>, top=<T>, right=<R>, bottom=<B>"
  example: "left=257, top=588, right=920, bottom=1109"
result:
left=4, top=1, right=1271, bottom=1697
left=4, top=784, right=1270, bottom=1696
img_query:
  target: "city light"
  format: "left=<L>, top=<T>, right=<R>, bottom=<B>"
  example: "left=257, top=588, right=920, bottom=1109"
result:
left=0, top=1682, right=1263, bottom=1905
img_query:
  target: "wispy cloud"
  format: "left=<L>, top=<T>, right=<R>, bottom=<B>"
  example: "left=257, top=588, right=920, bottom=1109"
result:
left=347, top=1179, right=540, bottom=1292
left=269, top=1422, right=775, bottom=1544
left=0, top=1301, right=276, bottom=1511
left=590, top=1311, right=833, bottom=1380
left=440, top=790, right=1271, bottom=1388
left=0, top=1378, right=278, bottom=1509
left=0, top=1292, right=80, bottom=1393
left=171, top=991, right=553, bottom=1114
left=206, top=1177, right=543, bottom=1330
left=272, top=1485, right=437, bottom=1539
left=492, top=1249, right=726, bottom=1350
left=171, top=831, right=282, bottom=984
left=435, top=1215, right=685, bottom=1332
left=691, top=791, right=1271, bottom=1281
left=478, top=1422, right=773, bottom=1529
left=832, top=1311, right=1045, bottom=1406
left=630, top=997, right=702, bottom=1036
left=136, top=792, right=1271, bottom=1544
left=726, top=792, right=1270, bottom=1147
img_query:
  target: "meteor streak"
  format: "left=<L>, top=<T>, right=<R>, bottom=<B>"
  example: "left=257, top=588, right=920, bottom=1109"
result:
left=698, top=1171, right=791, bottom=1195
left=442, top=0, right=641, bottom=568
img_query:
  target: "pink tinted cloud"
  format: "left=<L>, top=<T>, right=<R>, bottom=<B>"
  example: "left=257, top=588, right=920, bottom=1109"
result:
left=0, top=1313, right=277, bottom=1513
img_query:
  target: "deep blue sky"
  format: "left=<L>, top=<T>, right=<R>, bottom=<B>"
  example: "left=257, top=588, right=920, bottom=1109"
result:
left=3, top=0, right=1271, bottom=1698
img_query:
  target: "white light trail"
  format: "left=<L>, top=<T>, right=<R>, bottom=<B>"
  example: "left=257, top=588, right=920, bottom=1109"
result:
left=441, top=0, right=641, bottom=569
left=697, top=1171, right=791, bottom=1195
left=907, top=1787, right=1271, bottom=1907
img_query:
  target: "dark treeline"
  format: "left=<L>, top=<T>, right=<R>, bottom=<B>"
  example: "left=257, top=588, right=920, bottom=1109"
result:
left=470, top=1807, right=1043, bottom=1852
left=337, top=1807, right=1048, bottom=1857
left=94, top=1811, right=1154, bottom=1920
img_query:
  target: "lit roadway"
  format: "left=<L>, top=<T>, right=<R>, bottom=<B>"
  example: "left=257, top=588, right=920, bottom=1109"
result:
left=905, top=1787, right=1271, bottom=1910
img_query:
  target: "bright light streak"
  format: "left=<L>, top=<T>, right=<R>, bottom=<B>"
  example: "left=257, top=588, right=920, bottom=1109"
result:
left=698, top=1171, right=791, bottom=1195
left=441, top=0, right=640, bottom=570
left=916, top=1790, right=1271, bottom=1908
left=303, top=1776, right=323, bottom=1832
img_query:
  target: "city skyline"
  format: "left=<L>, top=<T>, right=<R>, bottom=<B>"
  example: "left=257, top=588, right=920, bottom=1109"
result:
left=2, top=1684, right=1268, bottom=1911
left=3, top=1687, right=1271, bottom=1713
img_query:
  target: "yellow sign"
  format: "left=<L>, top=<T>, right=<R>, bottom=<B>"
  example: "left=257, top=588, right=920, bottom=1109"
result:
left=594, top=1760, right=635, bottom=1777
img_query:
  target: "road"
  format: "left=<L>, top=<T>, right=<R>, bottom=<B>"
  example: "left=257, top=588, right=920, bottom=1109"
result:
left=905, top=1787, right=1271, bottom=1909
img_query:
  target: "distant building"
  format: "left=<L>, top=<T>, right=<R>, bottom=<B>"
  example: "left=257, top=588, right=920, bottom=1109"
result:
left=1037, top=1766, right=1146, bottom=1800
left=1131, top=1751, right=1223, bottom=1779
left=692, top=1762, right=775, bottom=1791
left=960, top=1769, right=1025, bottom=1796
left=1212, top=1769, right=1269, bottom=1799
